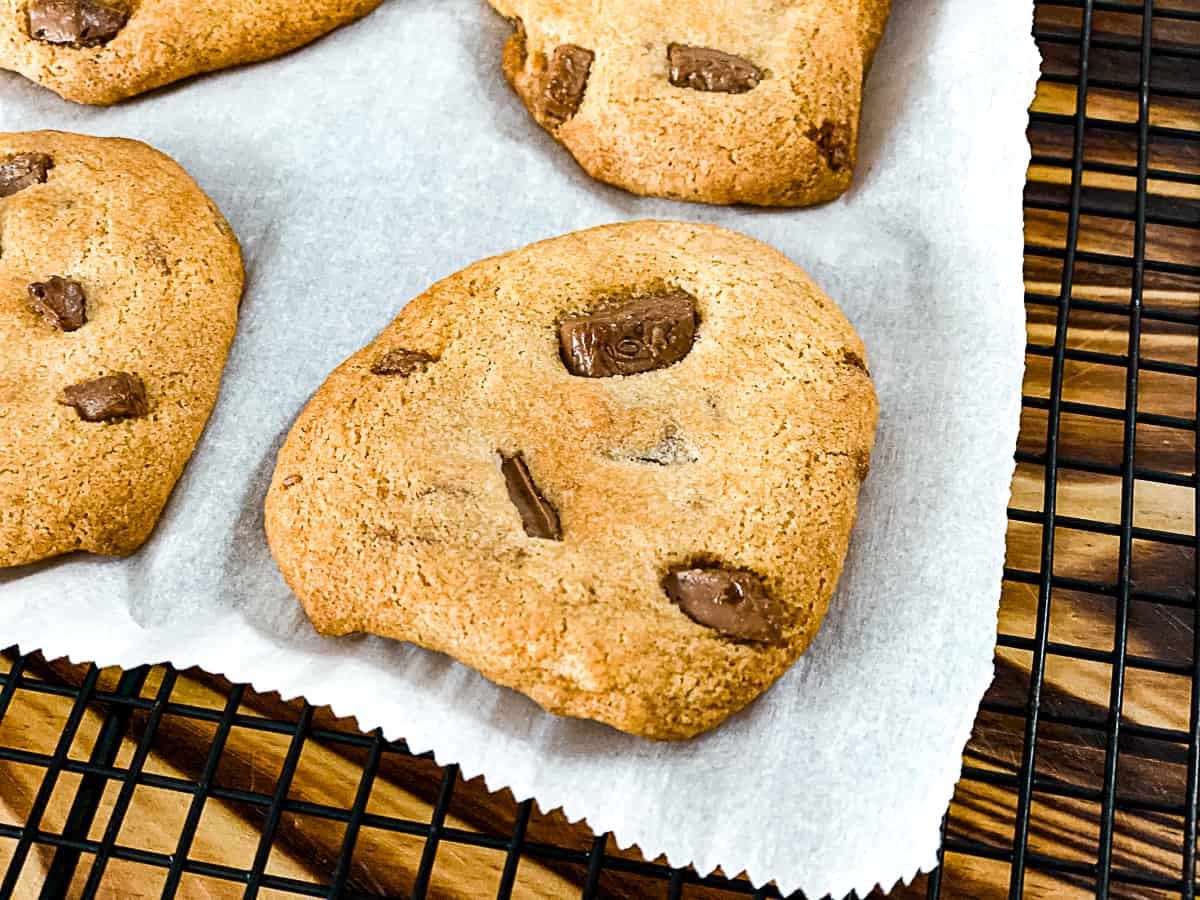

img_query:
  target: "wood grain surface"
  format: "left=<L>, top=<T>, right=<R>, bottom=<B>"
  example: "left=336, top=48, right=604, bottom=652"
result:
left=0, top=5, right=1196, bottom=899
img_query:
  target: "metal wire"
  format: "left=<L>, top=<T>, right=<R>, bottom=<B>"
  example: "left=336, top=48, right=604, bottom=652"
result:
left=0, top=2, right=1195, bottom=898
left=1093, top=3, right=1154, bottom=893
left=1009, top=1, right=1096, bottom=894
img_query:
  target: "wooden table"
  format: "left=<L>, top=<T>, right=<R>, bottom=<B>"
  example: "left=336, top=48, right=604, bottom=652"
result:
left=0, top=4, right=1196, bottom=898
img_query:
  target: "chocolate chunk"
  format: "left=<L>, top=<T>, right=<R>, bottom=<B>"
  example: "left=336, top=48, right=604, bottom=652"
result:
left=664, top=568, right=783, bottom=643
left=806, top=122, right=853, bottom=172
left=668, top=44, right=762, bottom=94
left=542, top=44, right=593, bottom=125
left=282, top=474, right=303, bottom=488
left=371, top=348, right=436, bottom=377
left=559, top=288, right=697, bottom=378
left=500, top=452, right=561, bottom=541
left=840, top=349, right=868, bottom=373
left=28, top=276, right=87, bottom=331
left=27, top=0, right=128, bottom=47
left=0, top=153, right=52, bottom=198
left=508, top=16, right=528, bottom=66
left=855, top=450, right=871, bottom=482
left=58, top=373, right=148, bottom=422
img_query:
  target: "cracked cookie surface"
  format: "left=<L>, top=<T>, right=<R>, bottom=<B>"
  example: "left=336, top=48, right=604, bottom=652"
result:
left=0, top=0, right=382, bottom=104
left=491, top=0, right=891, bottom=206
left=265, top=221, right=877, bottom=740
left=0, top=130, right=243, bottom=565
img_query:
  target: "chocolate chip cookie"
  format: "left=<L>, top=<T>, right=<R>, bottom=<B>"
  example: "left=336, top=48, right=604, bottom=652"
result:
left=490, top=1, right=891, bottom=206
left=0, top=0, right=382, bottom=104
left=265, top=221, right=877, bottom=740
left=0, top=131, right=243, bottom=566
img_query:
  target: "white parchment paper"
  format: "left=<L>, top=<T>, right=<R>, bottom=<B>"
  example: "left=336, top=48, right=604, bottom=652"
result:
left=0, top=2, right=1040, bottom=895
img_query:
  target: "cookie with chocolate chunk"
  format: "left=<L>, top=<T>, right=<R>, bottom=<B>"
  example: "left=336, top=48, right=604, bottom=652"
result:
left=0, top=131, right=243, bottom=565
left=490, top=0, right=891, bottom=206
left=265, top=221, right=877, bottom=740
left=0, top=0, right=382, bottom=105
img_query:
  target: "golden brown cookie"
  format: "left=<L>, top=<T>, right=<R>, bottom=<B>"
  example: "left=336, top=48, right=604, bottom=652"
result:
left=0, top=0, right=382, bottom=105
left=490, top=0, right=891, bottom=207
left=265, top=221, right=877, bottom=740
left=0, top=130, right=243, bottom=566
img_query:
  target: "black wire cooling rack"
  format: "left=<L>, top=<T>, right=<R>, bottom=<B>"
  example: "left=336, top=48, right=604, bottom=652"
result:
left=0, top=1, right=1197, bottom=897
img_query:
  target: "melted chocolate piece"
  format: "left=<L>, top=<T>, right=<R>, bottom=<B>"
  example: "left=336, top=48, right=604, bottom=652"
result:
left=27, top=0, right=128, bottom=47
left=559, top=288, right=697, bottom=378
left=664, top=568, right=783, bottom=643
left=500, top=452, right=561, bottom=540
left=668, top=44, right=762, bottom=94
left=806, top=121, right=853, bottom=172
left=371, top=348, right=436, bottom=377
left=542, top=44, right=594, bottom=125
left=28, top=276, right=87, bottom=331
left=59, top=373, right=148, bottom=422
left=0, top=153, right=52, bottom=197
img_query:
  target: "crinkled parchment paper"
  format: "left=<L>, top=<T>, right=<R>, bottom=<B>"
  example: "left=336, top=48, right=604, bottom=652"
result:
left=0, top=1, right=1040, bottom=895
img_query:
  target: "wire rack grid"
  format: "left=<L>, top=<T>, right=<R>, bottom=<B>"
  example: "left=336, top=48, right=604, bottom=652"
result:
left=0, top=0, right=1197, bottom=897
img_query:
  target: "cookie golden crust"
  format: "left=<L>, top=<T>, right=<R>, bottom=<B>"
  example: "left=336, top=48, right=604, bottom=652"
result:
left=491, top=0, right=890, bottom=207
left=0, top=0, right=383, bottom=105
left=0, top=130, right=243, bottom=566
left=265, top=221, right=878, bottom=740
